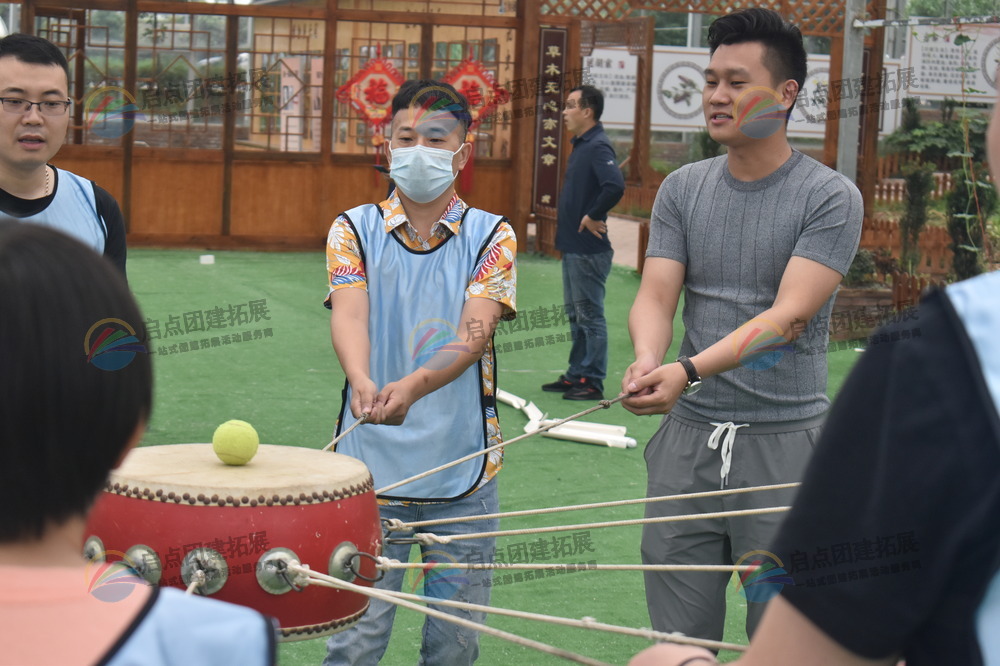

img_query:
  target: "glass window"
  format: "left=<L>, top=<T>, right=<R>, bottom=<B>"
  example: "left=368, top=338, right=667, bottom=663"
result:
left=237, top=17, right=324, bottom=153
left=338, top=0, right=516, bottom=18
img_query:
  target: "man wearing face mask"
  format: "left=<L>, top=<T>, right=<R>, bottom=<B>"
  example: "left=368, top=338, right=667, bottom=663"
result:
left=322, top=80, right=516, bottom=665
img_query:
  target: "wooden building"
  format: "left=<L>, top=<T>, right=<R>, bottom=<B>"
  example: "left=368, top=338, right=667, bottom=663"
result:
left=16, top=0, right=865, bottom=254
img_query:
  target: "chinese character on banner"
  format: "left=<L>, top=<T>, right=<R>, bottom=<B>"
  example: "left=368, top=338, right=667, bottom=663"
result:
left=533, top=27, right=566, bottom=211
left=335, top=47, right=405, bottom=157
left=442, top=58, right=511, bottom=190
left=442, top=58, right=510, bottom=129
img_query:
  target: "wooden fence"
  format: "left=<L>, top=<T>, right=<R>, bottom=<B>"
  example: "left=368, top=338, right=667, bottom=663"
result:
left=615, top=183, right=661, bottom=218
left=872, top=154, right=995, bottom=202
left=876, top=153, right=954, bottom=180
left=891, top=271, right=946, bottom=312
left=833, top=271, right=943, bottom=342
left=860, top=215, right=952, bottom=278
left=873, top=172, right=954, bottom=203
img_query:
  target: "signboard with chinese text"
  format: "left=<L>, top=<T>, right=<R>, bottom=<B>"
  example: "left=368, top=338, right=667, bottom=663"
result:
left=907, top=23, right=1000, bottom=100
left=589, top=47, right=905, bottom=138
left=533, top=29, right=568, bottom=213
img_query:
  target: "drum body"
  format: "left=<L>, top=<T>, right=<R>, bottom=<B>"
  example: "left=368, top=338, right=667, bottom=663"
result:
left=85, top=444, right=382, bottom=641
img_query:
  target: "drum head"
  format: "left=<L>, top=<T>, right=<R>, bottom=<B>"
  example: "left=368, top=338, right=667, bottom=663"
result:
left=108, top=444, right=372, bottom=506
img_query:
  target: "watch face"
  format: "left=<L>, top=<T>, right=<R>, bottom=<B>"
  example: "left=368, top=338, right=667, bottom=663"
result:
left=682, top=380, right=702, bottom=395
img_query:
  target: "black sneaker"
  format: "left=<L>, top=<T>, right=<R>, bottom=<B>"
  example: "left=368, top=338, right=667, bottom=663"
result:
left=541, top=375, right=575, bottom=392
left=563, top=378, right=605, bottom=401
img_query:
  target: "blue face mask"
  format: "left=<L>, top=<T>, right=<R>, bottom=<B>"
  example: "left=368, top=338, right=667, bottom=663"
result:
left=389, top=145, right=463, bottom=204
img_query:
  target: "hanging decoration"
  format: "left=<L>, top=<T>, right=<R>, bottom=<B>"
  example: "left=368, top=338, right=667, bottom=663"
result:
left=335, top=46, right=405, bottom=174
left=442, top=57, right=510, bottom=191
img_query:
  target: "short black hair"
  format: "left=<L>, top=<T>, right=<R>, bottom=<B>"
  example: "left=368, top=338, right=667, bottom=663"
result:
left=390, top=79, right=472, bottom=138
left=0, top=33, right=71, bottom=80
left=707, top=9, right=807, bottom=113
left=0, top=223, right=152, bottom=542
left=570, top=85, right=605, bottom=121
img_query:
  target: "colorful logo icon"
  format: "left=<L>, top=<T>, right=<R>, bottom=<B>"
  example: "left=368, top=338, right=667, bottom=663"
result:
left=734, top=86, right=788, bottom=139
left=403, top=550, right=470, bottom=600
left=85, top=550, right=150, bottom=603
left=408, top=319, right=469, bottom=371
left=84, top=318, right=147, bottom=371
left=84, top=86, right=143, bottom=139
left=403, top=84, right=472, bottom=137
left=732, top=317, right=794, bottom=370
left=733, top=550, right=794, bottom=603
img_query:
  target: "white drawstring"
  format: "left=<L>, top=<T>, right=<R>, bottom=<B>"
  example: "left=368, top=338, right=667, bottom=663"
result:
left=707, top=422, right=749, bottom=488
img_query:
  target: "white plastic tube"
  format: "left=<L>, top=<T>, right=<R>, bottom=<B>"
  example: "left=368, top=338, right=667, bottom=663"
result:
left=541, top=424, right=637, bottom=449
left=496, top=389, right=526, bottom=410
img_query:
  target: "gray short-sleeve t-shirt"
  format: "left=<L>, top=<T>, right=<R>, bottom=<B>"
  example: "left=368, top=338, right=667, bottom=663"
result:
left=647, top=150, right=863, bottom=423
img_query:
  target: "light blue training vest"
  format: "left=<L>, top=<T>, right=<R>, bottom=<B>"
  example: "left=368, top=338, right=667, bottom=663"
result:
left=1, top=168, right=105, bottom=254
left=335, top=203, right=504, bottom=501
left=947, top=271, right=1000, bottom=665
left=108, top=587, right=273, bottom=665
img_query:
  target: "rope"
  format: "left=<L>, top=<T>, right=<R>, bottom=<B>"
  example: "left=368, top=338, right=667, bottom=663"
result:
left=382, top=482, right=801, bottom=532
left=288, top=562, right=745, bottom=654
left=399, top=506, right=791, bottom=545
left=322, top=412, right=369, bottom=452
left=286, top=563, right=613, bottom=666
left=375, top=395, right=628, bottom=495
left=372, top=587, right=747, bottom=654
left=184, top=571, right=204, bottom=596
left=377, top=558, right=757, bottom=574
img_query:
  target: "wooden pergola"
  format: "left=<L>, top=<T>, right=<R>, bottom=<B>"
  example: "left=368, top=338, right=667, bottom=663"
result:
left=17, top=0, right=882, bottom=253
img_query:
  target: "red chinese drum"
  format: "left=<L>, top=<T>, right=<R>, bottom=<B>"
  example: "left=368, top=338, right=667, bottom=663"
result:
left=85, top=444, right=382, bottom=641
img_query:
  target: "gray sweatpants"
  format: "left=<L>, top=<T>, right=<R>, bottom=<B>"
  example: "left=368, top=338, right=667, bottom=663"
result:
left=641, top=412, right=823, bottom=644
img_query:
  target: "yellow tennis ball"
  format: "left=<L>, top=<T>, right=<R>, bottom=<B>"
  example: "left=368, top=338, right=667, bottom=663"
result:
left=212, top=420, right=259, bottom=466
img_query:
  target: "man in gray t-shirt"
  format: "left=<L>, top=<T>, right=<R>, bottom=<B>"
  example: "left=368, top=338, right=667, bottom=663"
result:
left=622, top=9, right=863, bottom=645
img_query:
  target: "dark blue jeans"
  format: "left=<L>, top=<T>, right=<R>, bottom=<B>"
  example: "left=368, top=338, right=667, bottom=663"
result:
left=561, top=249, right=613, bottom=392
left=324, top=480, right=499, bottom=665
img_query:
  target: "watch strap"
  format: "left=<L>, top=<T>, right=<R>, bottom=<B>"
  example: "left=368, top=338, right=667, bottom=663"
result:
left=676, top=355, right=701, bottom=385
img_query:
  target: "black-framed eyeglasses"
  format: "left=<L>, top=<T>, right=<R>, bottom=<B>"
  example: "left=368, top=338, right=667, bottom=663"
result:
left=0, top=97, right=72, bottom=116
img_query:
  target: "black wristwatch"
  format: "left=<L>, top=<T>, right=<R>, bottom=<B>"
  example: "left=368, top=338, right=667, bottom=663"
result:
left=677, top=356, right=702, bottom=395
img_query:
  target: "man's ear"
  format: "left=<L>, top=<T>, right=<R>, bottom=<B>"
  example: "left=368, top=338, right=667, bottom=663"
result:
left=454, top=140, right=472, bottom=171
left=781, top=79, right=799, bottom=110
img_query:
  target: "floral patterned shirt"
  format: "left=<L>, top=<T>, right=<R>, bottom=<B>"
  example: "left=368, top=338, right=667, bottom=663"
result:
left=324, top=191, right=517, bottom=499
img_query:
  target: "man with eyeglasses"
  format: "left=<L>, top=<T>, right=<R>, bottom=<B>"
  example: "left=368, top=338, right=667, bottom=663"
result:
left=0, top=33, right=126, bottom=275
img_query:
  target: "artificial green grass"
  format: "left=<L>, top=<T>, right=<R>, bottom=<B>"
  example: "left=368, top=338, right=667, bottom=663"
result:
left=127, top=249, right=859, bottom=666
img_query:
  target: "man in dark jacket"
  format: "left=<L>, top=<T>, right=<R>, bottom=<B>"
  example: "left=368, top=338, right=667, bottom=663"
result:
left=542, top=85, right=624, bottom=401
